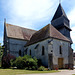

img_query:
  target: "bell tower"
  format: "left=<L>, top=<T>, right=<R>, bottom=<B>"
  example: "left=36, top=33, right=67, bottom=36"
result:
left=51, top=3, right=72, bottom=43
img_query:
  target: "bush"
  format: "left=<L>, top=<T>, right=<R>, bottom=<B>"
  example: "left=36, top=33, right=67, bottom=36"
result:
left=37, top=59, right=42, bottom=67
left=14, top=56, right=26, bottom=69
left=10, top=59, right=16, bottom=67
left=2, top=54, right=16, bottom=68
left=11, top=55, right=38, bottom=70
left=27, top=58, right=37, bottom=70
left=2, top=56, right=10, bottom=68
left=38, top=66, right=48, bottom=71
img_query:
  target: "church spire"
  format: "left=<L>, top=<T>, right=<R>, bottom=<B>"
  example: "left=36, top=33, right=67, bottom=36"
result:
left=4, top=18, right=6, bottom=24
left=59, top=0, right=61, bottom=4
left=51, top=3, right=67, bottom=21
left=51, top=3, right=72, bottom=43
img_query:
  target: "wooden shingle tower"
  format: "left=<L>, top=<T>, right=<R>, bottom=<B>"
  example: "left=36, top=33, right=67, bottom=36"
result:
left=51, top=3, right=72, bottom=43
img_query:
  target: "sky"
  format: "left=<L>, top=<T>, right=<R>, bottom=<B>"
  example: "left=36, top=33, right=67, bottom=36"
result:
left=0, top=0, right=75, bottom=52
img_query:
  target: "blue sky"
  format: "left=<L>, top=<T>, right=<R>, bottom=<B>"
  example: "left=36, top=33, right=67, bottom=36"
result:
left=0, top=0, right=75, bottom=52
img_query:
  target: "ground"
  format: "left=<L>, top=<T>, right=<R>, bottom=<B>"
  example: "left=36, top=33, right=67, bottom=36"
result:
left=0, top=69, right=58, bottom=75
left=0, top=69, right=75, bottom=75
left=17, top=69, right=75, bottom=75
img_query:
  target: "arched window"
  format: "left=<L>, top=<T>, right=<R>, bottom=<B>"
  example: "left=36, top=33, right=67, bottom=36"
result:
left=30, top=50, right=31, bottom=55
left=59, top=46, right=62, bottom=54
left=42, top=46, right=45, bottom=55
left=25, top=48, right=28, bottom=55
left=19, top=50, right=21, bottom=56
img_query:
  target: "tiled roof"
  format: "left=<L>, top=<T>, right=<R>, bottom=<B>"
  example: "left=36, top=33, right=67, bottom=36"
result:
left=25, top=24, right=70, bottom=46
left=52, top=4, right=67, bottom=21
left=5, top=23, right=36, bottom=40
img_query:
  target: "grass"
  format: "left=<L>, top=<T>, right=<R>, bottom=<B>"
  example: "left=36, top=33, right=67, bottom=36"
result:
left=0, top=69, right=59, bottom=75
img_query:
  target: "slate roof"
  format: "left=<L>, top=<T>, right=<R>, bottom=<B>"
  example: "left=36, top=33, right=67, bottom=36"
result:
left=52, top=4, right=67, bottom=21
left=5, top=23, right=36, bottom=40
left=25, top=24, right=70, bottom=46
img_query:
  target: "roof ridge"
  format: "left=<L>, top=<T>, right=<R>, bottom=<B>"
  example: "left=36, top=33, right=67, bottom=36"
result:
left=6, top=23, right=37, bottom=31
left=5, top=23, right=36, bottom=40
left=25, top=24, right=70, bottom=47
left=49, top=24, right=51, bottom=37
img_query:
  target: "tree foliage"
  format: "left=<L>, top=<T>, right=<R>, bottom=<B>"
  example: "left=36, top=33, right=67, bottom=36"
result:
left=11, top=55, right=38, bottom=70
left=0, top=43, right=3, bottom=67
left=0, top=43, right=3, bottom=56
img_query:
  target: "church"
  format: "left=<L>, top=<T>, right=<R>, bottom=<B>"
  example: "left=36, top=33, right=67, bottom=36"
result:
left=3, top=3, right=73, bottom=69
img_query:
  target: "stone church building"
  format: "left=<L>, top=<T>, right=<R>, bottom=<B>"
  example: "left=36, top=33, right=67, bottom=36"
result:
left=3, top=4, right=73, bottom=69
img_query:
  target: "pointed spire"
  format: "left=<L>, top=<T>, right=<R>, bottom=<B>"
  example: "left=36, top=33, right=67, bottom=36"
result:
left=4, top=18, right=6, bottom=24
left=59, top=0, right=61, bottom=4
left=51, top=3, right=67, bottom=21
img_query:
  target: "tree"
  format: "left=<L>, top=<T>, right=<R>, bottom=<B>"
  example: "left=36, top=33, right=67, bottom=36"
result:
left=0, top=43, right=3, bottom=67
left=11, top=55, right=38, bottom=69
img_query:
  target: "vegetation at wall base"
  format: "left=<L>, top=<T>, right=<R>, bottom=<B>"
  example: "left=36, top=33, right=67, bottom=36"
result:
left=2, top=54, right=52, bottom=71
left=0, top=54, right=59, bottom=75
left=10, top=55, right=38, bottom=70
left=38, top=66, right=48, bottom=71
left=2, top=54, right=58, bottom=71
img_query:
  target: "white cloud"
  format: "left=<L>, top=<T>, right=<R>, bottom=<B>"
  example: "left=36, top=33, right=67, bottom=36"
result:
left=0, top=31, right=3, bottom=44
left=1, top=0, right=58, bottom=29
left=71, top=27, right=75, bottom=43
left=67, top=6, right=75, bottom=51
left=68, top=8, right=75, bottom=27
left=0, top=36, right=3, bottom=44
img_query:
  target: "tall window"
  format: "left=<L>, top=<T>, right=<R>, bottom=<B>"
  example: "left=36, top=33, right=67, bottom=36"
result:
left=25, top=48, right=28, bottom=55
left=19, top=50, right=21, bottom=56
left=42, top=46, right=45, bottom=55
left=59, top=46, right=62, bottom=54
left=30, top=50, right=31, bottom=55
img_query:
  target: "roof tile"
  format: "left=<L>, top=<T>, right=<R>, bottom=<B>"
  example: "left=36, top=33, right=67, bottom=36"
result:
left=25, top=24, right=70, bottom=46
left=6, top=23, right=36, bottom=40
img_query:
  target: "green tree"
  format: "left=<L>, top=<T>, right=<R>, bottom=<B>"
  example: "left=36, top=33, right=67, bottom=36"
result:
left=11, top=55, right=38, bottom=70
left=0, top=43, right=3, bottom=67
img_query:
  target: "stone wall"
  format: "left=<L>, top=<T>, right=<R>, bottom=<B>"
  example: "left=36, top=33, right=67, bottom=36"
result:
left=8, top=38, right=27, bottom=57
left=48, top=39, right=70, bottom=69
left=25, top=38, right=70, bottom=69
left=25, top=39, right=50, bottom=67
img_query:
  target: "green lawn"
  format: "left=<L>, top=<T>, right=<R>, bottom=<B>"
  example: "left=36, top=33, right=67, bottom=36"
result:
left=0, top=69, right=59, bottom=75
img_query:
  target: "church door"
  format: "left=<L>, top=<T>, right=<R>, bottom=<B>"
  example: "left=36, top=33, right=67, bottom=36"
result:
left=58, top=58, right=63, bottom=69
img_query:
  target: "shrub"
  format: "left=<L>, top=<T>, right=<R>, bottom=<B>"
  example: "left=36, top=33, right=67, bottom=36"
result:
left=10, top=59, right=16, bottom=67
left=2, top=54, right=16, bottom=68
left=2, top=56, right=10, bottom=68
left=27, top=58, right=38, bottom=70
left=14, top=56, right=25, bottom=69
left=11, top=55, right=38, bottom=70
left=38, top=66, right=48, bottom=71
left=37, top=59, right=42, bottom=67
